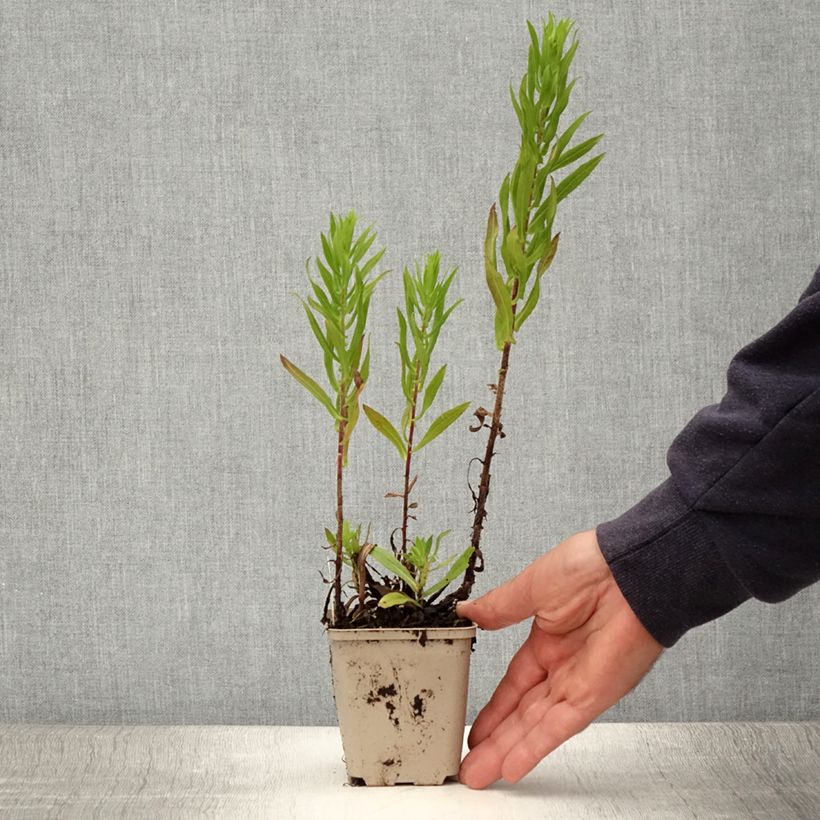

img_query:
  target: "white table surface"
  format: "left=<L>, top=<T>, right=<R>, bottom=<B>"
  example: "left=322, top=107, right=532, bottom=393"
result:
left=0, top=722, right=818, bottom=818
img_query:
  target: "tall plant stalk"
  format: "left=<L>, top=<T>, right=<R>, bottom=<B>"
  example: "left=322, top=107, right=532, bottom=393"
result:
left=364, top=252, right=469, bottom=561
left=440, top=14, right=605, bottom=609
left=281, top=212, right=387, bottom=625
left=334, top=393, right=347, bottom=621
left=400, top=359, right=421, bottom=557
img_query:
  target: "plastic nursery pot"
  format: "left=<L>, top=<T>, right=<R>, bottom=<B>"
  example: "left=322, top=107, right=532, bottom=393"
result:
left=327, top=625, right=476, bottom=786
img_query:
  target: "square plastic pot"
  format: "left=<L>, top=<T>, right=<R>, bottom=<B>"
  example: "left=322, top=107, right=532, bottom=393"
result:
left=327, top=625, right=476, bottom=786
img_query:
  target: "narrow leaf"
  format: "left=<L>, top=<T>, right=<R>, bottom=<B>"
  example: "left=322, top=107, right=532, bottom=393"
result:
left=552, top=111, right=590, bottom=161
left=369, top=547, right=418, bottom=592
left=556, top=153, right=605, bottom=201
left=515, top=271, right=543, bottom=332
left=420, top=365, right=446, bottom=419
left=498, top=173, right=511, bottom=235
left=548, top=134, right=603, bottom=174
left=537, top=232, right=560, bottom=275
left=301, top=301, right=333, bottom=359
left=363, top=405, right=406, bottom=458
left=280, top=355, right=340, bottom=420
left=415, top=401, right=471, bottom=451
left=424, top=546, right=474, bottom=599
left=484, top=206, right=514, bottom=346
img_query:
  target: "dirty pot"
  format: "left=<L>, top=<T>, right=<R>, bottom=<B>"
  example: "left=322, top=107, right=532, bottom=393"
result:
left=327, top=626, right=476, bottom=786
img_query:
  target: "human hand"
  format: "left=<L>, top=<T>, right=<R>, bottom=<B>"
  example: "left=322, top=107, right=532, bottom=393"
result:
left=456, top=529, right=663, bottom=789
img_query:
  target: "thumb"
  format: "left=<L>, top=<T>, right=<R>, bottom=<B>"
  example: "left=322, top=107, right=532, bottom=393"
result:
left=455, top=559, right=541, bottom=630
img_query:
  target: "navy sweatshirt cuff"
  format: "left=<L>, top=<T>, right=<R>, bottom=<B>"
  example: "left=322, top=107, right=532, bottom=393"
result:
left=596, top=478, right=752, bottom=647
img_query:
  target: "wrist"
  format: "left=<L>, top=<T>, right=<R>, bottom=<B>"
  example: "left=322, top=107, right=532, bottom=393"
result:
left=596, top=479, right=751, bottom=647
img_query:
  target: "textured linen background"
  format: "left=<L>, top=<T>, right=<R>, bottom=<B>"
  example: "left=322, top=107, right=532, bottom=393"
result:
left=2, top=0, right=818, bottom=725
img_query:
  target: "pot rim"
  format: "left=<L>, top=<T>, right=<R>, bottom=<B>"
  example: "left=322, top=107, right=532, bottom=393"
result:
left=327, top=625, right=476, bottom=642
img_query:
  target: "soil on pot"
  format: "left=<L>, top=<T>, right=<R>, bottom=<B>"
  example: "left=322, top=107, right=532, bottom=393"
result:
left=335, top=604, right=472, bottom=630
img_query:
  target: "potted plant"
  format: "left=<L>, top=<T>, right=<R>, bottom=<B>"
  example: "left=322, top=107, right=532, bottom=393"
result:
left=281, top=13, right=603, bottom=786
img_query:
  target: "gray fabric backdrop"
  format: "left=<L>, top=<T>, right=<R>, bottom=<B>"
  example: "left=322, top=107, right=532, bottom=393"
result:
left=1, top=0, right=818, bottom=725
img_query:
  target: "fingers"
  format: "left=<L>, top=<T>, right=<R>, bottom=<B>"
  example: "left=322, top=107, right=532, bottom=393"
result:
left=461, top=687, right=552, bottom=789
left=461, top=697, right=591, bottom=789
left=460, top=680, right=558, bottom=789
left=456, top=555, right=545, bottom=630
left=500, top=701, right=591, bottom=784
left=468, top=624, right=545, bottom=749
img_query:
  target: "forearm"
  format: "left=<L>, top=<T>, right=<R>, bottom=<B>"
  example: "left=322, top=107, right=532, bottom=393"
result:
left=597, top=266, right=820, bottom=647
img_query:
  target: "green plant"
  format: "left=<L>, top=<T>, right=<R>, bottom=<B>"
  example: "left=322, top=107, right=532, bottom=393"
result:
left=362, top=251, right=472, bottom=609
left=283, top=13, right=602, bottom=627
left=281, top=211, right=387, bottom=625
left=439, top=13, right=604, bottom=609
left=370, top=534, right=473, bottom=609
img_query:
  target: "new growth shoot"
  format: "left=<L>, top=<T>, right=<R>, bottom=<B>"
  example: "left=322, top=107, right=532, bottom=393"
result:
left=438, top=14, right=604, bottom=610
left=364, top=252, right=472, bottom=609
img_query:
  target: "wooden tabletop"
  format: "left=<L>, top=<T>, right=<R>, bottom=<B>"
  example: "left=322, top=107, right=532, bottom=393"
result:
left=0, top=722, right=817, bottom=818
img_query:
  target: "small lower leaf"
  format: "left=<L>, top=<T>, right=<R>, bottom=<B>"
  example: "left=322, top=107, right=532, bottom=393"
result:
left=378, top=591, right=421, bottom=609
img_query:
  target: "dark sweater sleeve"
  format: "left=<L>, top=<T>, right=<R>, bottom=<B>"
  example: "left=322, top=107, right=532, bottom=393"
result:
left=596, top=266, right=820, bottom=647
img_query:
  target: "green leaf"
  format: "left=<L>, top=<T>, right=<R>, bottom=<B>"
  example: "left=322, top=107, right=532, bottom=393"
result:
left=396, top=309, right=413, bottom=391
left=502, top=226, right=528, bottom=279
left=359, top=250, right=383, bottom=280
left=548, top=134, right=603, bottom=174
left=509, top=83, right=525, bottom=129
left=543, top=176, right=558, bottom=232
left=341, top=373, right=366, bottom=466
left=492, top=310, right=506, bottom=350
left=526, top=20, right=539, bottom=56
left=550, top=76, right=577, bottom=129
left=359, top=339, right=371, bottom=383
left=280, top=355, right=340, bottom=420
left=537, top=232, right=560, bottom=275
left=324, top=527, right=336, bottom=547
left=556, top=153, right=605, bottom=201
left=424, top=546, right=474, bottom=599
left=378, top=591, right=421, bottom=609
left=429, top=529, right=451, bottom=563
left=415, top=401, right=471, bottom=451
left=552, top=111, right=590, bottom=162
left=314, top=257, right=335, bottom=292
left=370, top=547, right=418, bottom=592
left=512, top=147, right=537, bottom=232
left=320, top=233, right=335, bottom=270
left=324, top=318, right=347, bottom=363
left=300, top=301, right=333, bottom=358
left=498, top=173, right=511, bottom=235
left=419, top=365, right=446, bottom=418
left=363, top=405, right=405, bottom=458
left=484, top=206, right=514, bottom=347
left=515, top=270, right=544, bottom=332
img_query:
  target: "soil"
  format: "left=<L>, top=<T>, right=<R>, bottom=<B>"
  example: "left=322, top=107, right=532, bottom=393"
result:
left=334, top=603, right=472, bottom=630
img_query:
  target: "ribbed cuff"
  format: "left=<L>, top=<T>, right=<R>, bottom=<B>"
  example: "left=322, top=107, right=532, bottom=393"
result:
left=596, top=478, right=752, bottom=647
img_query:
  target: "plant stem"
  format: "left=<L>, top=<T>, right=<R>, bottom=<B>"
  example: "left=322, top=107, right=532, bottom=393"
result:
left=451, top=166, right=535, bottom=596
left=333, top=395, right=347, bottom=627
left=439, top=283, right=519, bottom=609
left=400, top=361, right=421, bottom=557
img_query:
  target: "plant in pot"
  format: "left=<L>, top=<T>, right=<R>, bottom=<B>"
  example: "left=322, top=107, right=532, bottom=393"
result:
left=281, top=14, right=603, bottom=787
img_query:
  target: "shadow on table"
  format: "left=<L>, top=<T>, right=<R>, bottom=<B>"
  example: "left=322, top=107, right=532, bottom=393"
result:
left=487, top=772, right=641, bottom=800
